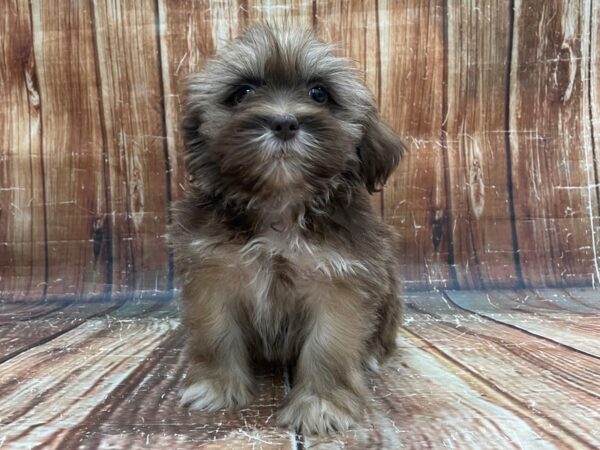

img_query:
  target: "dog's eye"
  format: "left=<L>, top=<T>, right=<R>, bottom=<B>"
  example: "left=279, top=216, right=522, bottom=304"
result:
left=230, top=85, right=256, bottom=105
left=308, top=85, right=328, bottom=104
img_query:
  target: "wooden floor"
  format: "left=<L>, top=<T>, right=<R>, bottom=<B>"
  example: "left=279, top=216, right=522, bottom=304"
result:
left=0, top=289, right=598, bottom=449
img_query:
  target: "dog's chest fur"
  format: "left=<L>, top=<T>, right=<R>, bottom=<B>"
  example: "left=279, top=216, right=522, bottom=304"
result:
left=240, top=221, right=363, bottom=291
left=209, top=220, right=363, bottom=360
left=188, top=207, right=368, bottom=361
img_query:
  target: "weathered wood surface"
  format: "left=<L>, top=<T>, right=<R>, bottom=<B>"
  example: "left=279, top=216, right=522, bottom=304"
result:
left=406, top=294, right=600, bottom=449
left=92, top=0, right=171, bottom=293
left=445, top=289, right=600, bottom=357
left=0, top=294, right=173, bottom=364
left=29, top=1, right=111, bottom=298
left=246, top=0, right=313, bottom=25
left=0, top=301, right=118, bottom=364
left=509, top=0, right=600, bottom=287
left=0, top=0, right=46, bottom=300
left=2, top=1, right=600, bottom=299
left=0, top=298, right=293, bottom=449
left=0, top=319, right=179, bottom=448
left=445, top=1, right=519, bottom=288
left=583, top=0, right=600, bottom=289
left=0, top=288, right=598, bottom=449
left=379, top=0, right=451, bottom=290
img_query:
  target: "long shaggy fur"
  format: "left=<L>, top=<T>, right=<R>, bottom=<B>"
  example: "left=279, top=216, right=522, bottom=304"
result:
left=170, top=24, right=405, bottom=434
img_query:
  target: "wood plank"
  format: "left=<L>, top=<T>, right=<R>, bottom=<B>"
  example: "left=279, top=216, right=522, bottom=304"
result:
left=563, top=288, right=600, bottom=311
left=92, top=0, right=170, bottom=293
left=447, top=288, right=600, bottom=314
left=2, top=292, right=598, bottom=447
left=406, top=293, right=600, bottom=448
left=0, top=304, right=112, bottom=364
left=315, top=0, right=384, bottom=215
left=51, top=330, right=293, bottom=449
left=445, top=289, right=600, bottom=357
left=304, top=327, right=559, bottom=449
left=583, top=0, right=600, bottom=285
left=0, top=294, right=173, bottom=363
left=245, top=0, right=313, bottom=25
left=0, top=300, right=76, bottom=324
left=445, top=0, right=519, bottom=288
left=3, top=0, right=600, bottom=298
left=378, top=0, right=451, bottom=290
left=0, top=317, right=179, bottom=448
left=0, top=0, right=46, bottom=300
left=30, top=1, right=110, bottom=298
left=509, top=0, right=599, bottom=286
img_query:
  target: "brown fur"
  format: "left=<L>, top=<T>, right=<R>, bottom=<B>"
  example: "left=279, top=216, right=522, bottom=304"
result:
left=170, top=24, right=405, bottom=434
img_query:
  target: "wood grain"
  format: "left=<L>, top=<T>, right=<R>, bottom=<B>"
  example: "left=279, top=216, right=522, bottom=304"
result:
left=245, top=0, right=313, bottom=25
left=0, top=0, right=46, bottom=300
left=0, top=294, right=173, bottom=364
left=0, top=289, right=599, bottom=448
left=583, top=0, right=600, bottom=286
left=3, top=2, right=600, bottom=297
left=509, top=0, right=599, bottom=287
left=30, top=1, right=110, bottom=298
left=0, top=317, right=178, bottom=448
left=0, top=301, right=116, bottom=364
left=0, top=299, right=77, bottom=324
left=92, top=0, right=171, bottom=293
left=407, top=294, right=600, bottom=448
left=379, top=0, right=452, bottom=290
left=445, top=289, right=600, bottom=357
left=445, top=0, right=519, bottom=288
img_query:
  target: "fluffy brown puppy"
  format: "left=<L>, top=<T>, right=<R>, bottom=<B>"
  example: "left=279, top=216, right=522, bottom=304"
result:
left=170, top=24, right=404, bottom=434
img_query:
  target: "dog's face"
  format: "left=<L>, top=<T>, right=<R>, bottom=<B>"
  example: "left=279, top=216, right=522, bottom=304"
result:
left=183, top=24, right=403, bottom=204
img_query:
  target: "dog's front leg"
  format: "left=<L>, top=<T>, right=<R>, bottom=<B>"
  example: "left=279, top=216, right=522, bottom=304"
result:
left=179, top=274, right=255, bottom=411
left=278, top=284, right=370, bottom=434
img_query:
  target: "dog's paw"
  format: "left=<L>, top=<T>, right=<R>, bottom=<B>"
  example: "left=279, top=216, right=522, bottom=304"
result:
left=277, top=393, right=361, bottom=434
left=179, top=378, right=252, bottom=411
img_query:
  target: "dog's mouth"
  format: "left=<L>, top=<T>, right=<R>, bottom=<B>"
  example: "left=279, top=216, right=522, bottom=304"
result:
left=274, top=147, right=291, bottom=160
left=255, top=130, right=310, bottom=161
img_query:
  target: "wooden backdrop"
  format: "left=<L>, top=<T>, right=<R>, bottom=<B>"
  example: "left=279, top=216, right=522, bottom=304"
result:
left=1, top=0, right=599, bottom=300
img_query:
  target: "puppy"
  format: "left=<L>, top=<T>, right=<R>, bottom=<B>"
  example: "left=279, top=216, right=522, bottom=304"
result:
left=170, top=24, right=404, bottom=434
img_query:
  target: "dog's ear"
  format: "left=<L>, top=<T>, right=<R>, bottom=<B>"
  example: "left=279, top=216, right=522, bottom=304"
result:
left=180, top=77, right=209, bottom=179
left=181, top=78, right=205, bottom=152
left=357, top=116, right=405, bottom=193
left=181, top=106, right=201, bottom=146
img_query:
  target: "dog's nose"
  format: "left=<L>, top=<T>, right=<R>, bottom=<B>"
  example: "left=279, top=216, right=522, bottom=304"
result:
left=271, top=115, right=299, bottom=141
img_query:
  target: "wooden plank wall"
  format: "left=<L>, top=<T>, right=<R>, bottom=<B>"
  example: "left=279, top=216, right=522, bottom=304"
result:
left=1, top=0, right=599, bottom=299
